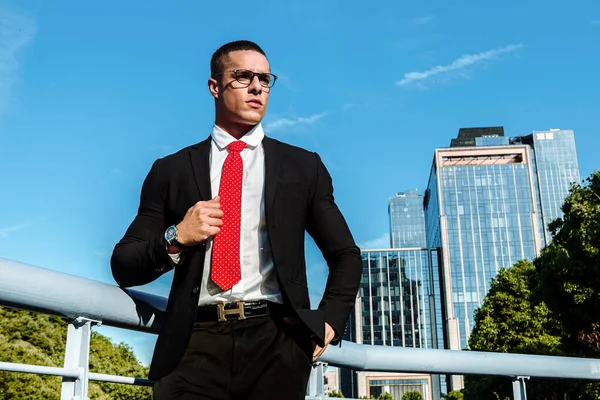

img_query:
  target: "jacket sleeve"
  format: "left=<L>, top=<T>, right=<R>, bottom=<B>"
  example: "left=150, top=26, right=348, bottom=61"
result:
left=306, top=153, right=362, bottom=344
left=111, top=159, right=175, bottom=288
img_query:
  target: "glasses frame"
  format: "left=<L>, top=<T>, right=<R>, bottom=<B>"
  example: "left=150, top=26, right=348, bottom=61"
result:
left=216, top=69, right=278, bottom=88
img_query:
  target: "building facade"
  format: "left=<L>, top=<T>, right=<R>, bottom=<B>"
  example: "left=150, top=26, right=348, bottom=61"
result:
left=389, top=190, right=427, bottom=248
left=514, top=129, right=581, bottom=246
left=323, top=368, right=340, bottom=396
left=340, top=249, right=443, bottom=400
left=424, top=127, right=580, bottom=389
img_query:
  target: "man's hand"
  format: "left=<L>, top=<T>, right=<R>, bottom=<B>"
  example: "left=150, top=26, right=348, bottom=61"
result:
left=312, top=322, right=336, bottom=362
left=176, top=197, right=223, bottom=246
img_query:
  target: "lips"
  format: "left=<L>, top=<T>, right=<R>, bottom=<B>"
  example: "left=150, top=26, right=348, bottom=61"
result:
left=247, top=99, right=262, bottom=108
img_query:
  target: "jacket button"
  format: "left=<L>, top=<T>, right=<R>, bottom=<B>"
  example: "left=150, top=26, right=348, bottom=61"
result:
left=192, top=286, right=200, bottom=295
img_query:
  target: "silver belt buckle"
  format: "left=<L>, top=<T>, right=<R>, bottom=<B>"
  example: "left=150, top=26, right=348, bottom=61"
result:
left=217, top=301, right=246, bottom=322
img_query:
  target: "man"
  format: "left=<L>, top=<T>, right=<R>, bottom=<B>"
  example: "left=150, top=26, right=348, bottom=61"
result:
left=111, top=40, right=362, bottom=400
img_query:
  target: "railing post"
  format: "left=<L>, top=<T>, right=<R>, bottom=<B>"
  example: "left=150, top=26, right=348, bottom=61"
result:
left=512, top=376, right=529, bottom=400
left=308, top=362, right=326, bottom=398
left=61, top=317, right=100, bottom=400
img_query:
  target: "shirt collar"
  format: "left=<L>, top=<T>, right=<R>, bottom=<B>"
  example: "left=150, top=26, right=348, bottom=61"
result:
left=211, top=123, right=264, bottom=151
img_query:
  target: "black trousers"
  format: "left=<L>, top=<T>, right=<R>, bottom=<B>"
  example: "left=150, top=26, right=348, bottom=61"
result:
left=153, top=314, right=313, bottom=400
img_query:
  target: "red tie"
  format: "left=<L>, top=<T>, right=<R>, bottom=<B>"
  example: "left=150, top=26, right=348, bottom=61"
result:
left=211, top=140, right=246, bottom=290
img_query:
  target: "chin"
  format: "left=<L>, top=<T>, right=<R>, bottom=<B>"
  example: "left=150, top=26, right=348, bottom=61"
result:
left=237, top=111, right=264, bottom=125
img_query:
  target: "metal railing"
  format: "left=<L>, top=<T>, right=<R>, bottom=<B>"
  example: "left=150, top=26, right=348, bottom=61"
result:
left=1, top=257, right=600, bottom=400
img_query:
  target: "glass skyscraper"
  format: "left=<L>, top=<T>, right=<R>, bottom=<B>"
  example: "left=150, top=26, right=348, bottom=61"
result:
left=389, top=190, right=427, bottom=248
left=513, top=129, right=581, bottom=245
left=340, top=249, right=443, bottom=400
left=424, top=127, right=580, bottom=390
left=354, top=249, right=437, bottom=348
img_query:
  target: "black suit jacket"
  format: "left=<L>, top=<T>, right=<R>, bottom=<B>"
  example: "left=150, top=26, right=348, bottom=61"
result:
left=111, top=136, right=362, bottom=380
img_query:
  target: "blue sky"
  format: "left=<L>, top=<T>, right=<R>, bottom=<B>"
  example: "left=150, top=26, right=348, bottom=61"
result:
left=1, top=0, right=599, bottom=366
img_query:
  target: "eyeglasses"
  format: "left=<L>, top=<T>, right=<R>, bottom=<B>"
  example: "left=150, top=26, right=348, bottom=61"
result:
left=219, top=69, right=278, bottom=88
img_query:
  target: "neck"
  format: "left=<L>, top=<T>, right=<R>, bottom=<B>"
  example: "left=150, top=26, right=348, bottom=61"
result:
left=214, top=120, right=255, bottom=140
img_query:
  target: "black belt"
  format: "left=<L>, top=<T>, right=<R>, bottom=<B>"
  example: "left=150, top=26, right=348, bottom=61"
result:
left=195, top=300, right=279, bottom=323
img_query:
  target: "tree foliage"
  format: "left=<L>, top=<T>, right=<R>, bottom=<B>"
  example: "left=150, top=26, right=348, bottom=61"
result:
left=536, top=172, right=600, bottom=358
left=328, top=389, right=345, bottom=398
left=0, top=307, right=152, bottom=399
left=465, top=260, right=570, bottom=398
left=466, top=172, right=600, bottom=399
left=401, top=390, right=423, bottom=400
left=445, top=390, right=464, bottom=400
left=377, top=392, right=393, bottom=400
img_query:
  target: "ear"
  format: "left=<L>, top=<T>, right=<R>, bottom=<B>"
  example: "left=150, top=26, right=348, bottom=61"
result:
left=208, top=77, right=219, bottom=99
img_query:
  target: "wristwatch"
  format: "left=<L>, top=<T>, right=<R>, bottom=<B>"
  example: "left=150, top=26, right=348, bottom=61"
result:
left=165, top=225, right=186, bottom=249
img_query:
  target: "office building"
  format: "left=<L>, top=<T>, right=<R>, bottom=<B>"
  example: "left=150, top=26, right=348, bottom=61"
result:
left=424, top=127, right=580, bottom=390
left=389, top=190, right=427, bottom=248
left=340, top=249, right=443, bottom=400
left=514, top=129, right=580, bottom=246
left=324, top=368, right=340, bottom=395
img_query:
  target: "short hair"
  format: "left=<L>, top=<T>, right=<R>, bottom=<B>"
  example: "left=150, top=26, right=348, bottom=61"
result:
left=210, top=40, right=267, bottom=78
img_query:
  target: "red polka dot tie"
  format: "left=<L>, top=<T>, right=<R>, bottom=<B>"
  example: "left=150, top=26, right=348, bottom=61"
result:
left=211, top=140, right=246, bottom=290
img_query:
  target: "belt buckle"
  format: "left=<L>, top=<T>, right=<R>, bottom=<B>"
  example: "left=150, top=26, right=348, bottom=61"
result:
left=217, top=301, right=246, bottom=322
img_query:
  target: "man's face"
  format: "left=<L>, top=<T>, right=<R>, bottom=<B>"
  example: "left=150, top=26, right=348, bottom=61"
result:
left=210, top=50, right=272, bottom=126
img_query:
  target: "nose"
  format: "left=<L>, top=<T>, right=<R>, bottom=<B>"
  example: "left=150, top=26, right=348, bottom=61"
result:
left=248, top=75, right=263, bottom=94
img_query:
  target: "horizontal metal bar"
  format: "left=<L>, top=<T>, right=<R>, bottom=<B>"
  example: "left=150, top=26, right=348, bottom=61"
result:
left=0, top=361, right=154, bottom=388
left=88, top=372, right=154, bottom=387
left=4, top=258, right=600, bottom=382
left=0, top=258, right=165, bottom=334
left=320, top=342, right=600, bottom=380
left=0, top=361, right=80, bottom=379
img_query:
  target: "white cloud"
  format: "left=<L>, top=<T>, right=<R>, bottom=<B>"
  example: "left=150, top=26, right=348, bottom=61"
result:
left=396, top=43, right=524, bottom=87
left=414, top=15, right=434, bottom=25
left=0, top=222, right=32, bottom=238
left=357, top=233, right=390, bottom=250
left=263, top=113, right=327, bottom=133
left=0, top=5, right=36, bottom=124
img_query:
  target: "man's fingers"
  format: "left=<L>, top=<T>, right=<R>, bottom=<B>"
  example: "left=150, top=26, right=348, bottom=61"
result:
left=204, top=217, right=223, bottom=227
left=206, top=196, right=221, bottom=208
left=312, top=344, right=326, bottom=362
left=194, top=197, right=221, bottom=210
left=207, top=208, right=224, bottom=218
left=205, top=226, right=220, bottom=237
left=202, top=201, right=221, bottom=209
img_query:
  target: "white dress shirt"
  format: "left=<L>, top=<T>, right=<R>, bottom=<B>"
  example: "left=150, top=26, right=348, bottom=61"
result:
left=171, top=123, right=282, bottom=306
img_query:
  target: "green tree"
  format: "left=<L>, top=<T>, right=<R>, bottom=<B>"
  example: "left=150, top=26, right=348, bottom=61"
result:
left=465, top=172, right=600, bottom=399
left=536, top=172, right=600, bottom=358
left=401, top=390, right=423, bottom=400
left=328, top=389, right=345, bottom=398
left=0, top=307, right=152, bottom=399
left=377, top=392, right=393, bottom=400
left=534, top=171, right=600, bottom=397
left=465, top=260, right=578, bottom=399
left=445, top=390, right=464, bottom=400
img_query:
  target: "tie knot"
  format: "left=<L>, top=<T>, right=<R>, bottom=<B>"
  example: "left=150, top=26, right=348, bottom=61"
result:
left=228, top=141, right=246, bottom=153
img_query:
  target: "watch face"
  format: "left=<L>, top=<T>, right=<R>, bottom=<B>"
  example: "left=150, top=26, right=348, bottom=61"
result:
left=165, top=226, right=177, bottom=242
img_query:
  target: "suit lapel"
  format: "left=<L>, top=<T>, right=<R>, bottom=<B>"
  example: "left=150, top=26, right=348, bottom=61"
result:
left=188, top=136, right=212, bottom=200
left=263, top=136, right=281, bottom=213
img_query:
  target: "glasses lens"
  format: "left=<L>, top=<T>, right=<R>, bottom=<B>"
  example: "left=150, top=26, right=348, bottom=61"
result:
left=257, top=73, right=273, bottom=88
left=235, top=70, right=254, bottom=85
